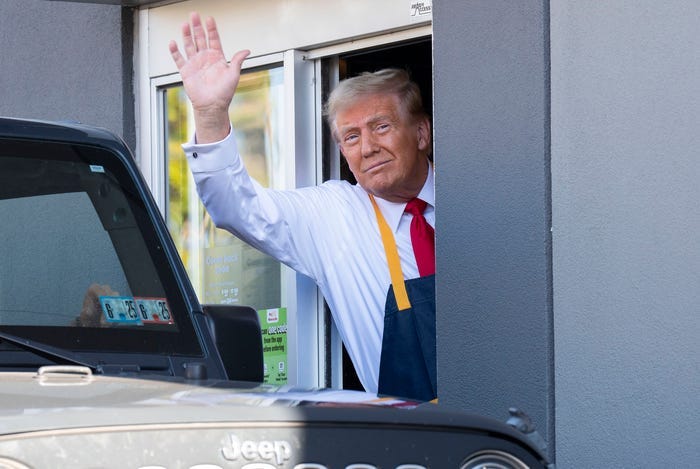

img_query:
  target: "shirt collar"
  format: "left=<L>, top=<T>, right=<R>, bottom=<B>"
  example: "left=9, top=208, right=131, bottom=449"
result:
left=372, top=160, right=435, bottom=234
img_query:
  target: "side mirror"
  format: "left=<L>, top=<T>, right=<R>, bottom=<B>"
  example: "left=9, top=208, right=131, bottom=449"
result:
left=202, top=304, right=264, bottom=383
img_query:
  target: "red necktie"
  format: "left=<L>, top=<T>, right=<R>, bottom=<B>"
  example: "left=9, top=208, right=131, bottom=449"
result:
left=404, top=198, right=435, bottom=276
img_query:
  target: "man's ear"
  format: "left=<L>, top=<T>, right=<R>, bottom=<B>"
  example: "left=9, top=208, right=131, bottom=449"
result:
left=416, top=116, right=432, bottom=151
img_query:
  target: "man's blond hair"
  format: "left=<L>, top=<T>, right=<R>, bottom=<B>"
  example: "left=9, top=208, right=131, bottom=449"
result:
left=324, top=68, right=427, bottom=140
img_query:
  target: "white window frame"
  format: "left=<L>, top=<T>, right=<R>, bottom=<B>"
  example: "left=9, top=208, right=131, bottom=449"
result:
left=135, top=4, right=431, bottom=389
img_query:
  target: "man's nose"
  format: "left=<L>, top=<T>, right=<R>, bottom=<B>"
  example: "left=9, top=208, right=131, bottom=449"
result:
left=360, top=132, right=378, bottom=157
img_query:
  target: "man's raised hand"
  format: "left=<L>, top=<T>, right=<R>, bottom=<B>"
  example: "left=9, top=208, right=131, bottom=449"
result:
left=169, top=12, right=250, bottom=143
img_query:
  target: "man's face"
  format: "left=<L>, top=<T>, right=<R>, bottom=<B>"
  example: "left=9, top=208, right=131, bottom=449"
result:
left=335, top=93, right=431, bottom=203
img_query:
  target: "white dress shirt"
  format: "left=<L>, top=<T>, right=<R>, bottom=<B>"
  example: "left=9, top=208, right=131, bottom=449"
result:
left=184, top=129, right=435, bottom=393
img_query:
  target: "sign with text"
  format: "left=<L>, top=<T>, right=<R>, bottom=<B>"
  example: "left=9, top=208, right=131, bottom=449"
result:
left=258, top=307, right=288, bottom=385
left=409, top=0, right=432, bottom=21
left=202, top=245, right=242, bottom=305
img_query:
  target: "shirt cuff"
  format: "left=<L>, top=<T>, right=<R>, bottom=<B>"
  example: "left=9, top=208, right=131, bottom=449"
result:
left=182, top=125, right=241, bottom=173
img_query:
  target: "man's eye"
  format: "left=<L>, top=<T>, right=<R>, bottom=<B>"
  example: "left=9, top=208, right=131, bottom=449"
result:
left=376, top=123, right=390, bottom=132
left=344, top=134, right=359, bottom=144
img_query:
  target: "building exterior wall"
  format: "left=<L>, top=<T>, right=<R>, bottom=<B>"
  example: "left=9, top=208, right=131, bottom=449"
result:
left=550, top=1, right=700, bottom=466
left=433, top=0, right=553, bottom=457
left=435, top=0, right=699, bottom=467
left=144, top=0, right=430, bottom=78
left=0, top=0, right=135, bottom=152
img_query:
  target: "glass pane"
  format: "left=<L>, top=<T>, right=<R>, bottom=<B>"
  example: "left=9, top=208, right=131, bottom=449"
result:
left=0, top=138, right=202, bottom=356
left=0, top=191, right=130, bottom=327
left=165, top=67, right=284, bottom=311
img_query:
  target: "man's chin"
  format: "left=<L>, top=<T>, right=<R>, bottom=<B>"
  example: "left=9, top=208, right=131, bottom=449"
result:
left=364, top=185, right=404, bottom=203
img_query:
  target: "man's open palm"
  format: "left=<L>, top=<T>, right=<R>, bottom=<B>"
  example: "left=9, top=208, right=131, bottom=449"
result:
left=169, top=12, right=249, bottom=142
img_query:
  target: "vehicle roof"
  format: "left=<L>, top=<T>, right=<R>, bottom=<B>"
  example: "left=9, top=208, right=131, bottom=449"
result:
left=0, top=117, right=127, bottom=152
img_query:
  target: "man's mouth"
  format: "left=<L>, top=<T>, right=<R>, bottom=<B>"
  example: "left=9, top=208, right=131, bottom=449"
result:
left=363, top=160, right=391, bottom=173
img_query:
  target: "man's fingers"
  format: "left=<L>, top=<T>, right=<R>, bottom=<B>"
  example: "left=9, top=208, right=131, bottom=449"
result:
left=170, top=12, right=249, bottom=81
left=226, top=50, right=251, bottom=87
left=182, top=20, right=196, bottom=59
left=169, top=41, right=185, bottom=70
left=229, top=49, right=251, bottom=71
left=205, top=16, right=223, bottom=52
left=190, top=12, right=208, bottom=54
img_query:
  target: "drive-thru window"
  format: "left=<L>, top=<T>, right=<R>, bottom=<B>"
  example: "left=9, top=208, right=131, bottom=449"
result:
left=137, top=0, right=433, bottom=390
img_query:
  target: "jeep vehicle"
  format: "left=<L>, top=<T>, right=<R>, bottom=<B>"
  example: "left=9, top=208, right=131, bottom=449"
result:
left=0, top=117, right=551, bottom=468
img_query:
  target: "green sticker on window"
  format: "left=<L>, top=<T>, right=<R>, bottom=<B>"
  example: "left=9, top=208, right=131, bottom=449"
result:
left=258, top=307, right=287, bottom=385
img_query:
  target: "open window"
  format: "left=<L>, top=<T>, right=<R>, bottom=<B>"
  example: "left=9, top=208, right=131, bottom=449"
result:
left=320, top=39, right=433, bottom=390
left=138, top=1, right=432, bottom=391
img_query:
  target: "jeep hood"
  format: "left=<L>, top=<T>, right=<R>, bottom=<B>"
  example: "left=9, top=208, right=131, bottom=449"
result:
left=0, top=370, right=510, bottom=438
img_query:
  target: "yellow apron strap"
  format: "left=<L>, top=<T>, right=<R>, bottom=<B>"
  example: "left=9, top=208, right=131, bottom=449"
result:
left=369, top=194, right=411, bottom=311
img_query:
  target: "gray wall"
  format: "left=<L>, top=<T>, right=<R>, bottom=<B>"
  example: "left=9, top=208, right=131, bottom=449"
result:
left=0, top=0, right=135, bottom=151
left=433, top=0, right=553, bottom=454
left=550, top=1, right=699, bottom=467
left=434, top=0, right=699, bottom=467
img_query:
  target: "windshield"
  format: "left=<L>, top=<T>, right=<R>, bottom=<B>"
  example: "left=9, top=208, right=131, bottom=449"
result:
left=0, top=137, right=201, bottom=357
left=2, top=189, right=149, bottom=327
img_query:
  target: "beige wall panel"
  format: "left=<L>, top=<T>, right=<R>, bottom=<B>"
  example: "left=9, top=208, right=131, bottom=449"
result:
left=147, top=0, right=431, bottom=77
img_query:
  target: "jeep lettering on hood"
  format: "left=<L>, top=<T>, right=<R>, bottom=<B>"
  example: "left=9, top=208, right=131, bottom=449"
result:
left=221, top=435, right=292, bottom=466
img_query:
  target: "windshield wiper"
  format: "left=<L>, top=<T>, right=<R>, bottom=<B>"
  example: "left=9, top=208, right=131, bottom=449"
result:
left=0, top=330, right=99, bottom=371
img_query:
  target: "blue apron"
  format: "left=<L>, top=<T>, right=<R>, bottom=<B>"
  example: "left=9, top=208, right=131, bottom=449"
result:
left=370, top=195, right=437, bottom=402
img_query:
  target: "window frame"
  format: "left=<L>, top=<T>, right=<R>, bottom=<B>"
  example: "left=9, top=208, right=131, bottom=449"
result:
left=136, top=10, right=431, bottom=388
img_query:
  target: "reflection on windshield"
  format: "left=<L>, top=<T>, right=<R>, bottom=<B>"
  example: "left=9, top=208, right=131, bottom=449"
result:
left=72, top=284, right=120, bottom=327
left=0, top=156, right=175, bottom=331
